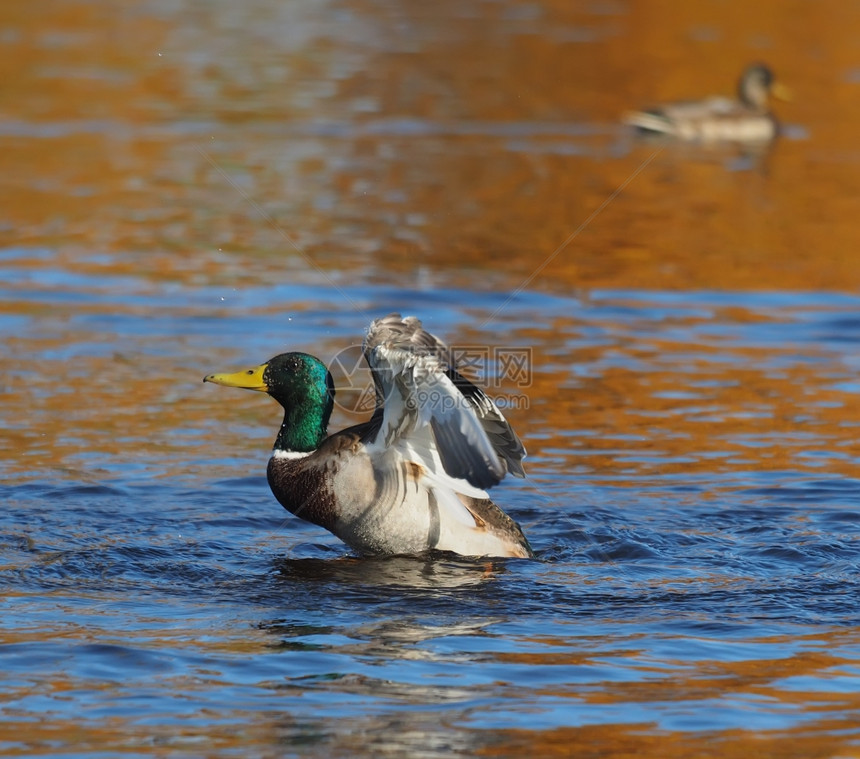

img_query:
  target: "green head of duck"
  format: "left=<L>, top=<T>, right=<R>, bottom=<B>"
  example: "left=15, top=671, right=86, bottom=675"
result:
left=204, top=352, right=334, bottom=453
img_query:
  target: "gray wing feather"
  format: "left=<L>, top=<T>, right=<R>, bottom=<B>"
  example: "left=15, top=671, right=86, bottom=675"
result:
left=444, top=369, right=526, bottom=478
left=363, top=313, right=526, bottom=489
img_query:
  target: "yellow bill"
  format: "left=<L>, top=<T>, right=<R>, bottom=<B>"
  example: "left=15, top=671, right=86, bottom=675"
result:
left=203, top=362, right=269, bottom=392
left=772, top=82, right=792, bottom=102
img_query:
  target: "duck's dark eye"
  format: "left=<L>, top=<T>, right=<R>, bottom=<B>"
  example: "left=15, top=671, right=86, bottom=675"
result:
left=247, top=369, right=254, bottom=374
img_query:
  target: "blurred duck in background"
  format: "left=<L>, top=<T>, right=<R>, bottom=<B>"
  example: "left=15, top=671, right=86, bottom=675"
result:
left=624, top=63, right=790, bottom=144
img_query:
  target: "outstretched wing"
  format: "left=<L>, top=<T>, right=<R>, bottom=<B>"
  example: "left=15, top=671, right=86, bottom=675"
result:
left=362, top=313, right=525, bottom=490
left=444, top=367, right=526, bottom=478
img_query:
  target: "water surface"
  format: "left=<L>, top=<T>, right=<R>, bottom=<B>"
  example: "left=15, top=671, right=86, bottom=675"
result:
left=3, top=1, right=860, bottom=756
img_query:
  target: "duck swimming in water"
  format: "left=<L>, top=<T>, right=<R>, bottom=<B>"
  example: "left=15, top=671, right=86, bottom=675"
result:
left=204, top=314, right=533, bottom=559
left=624, top=63, right=790, bottom=143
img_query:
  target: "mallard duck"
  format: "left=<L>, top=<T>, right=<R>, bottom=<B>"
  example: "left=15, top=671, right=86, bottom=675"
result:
left=204, top=314, right=533, bottom=559
left=623, top=63, right=789, bottom=143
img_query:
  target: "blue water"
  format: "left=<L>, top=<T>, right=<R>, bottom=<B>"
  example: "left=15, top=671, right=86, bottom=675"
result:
left=3, top=264, right=860, bottom=754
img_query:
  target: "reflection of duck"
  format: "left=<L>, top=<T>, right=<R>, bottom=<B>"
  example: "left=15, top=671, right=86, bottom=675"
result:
left=624, top=63, right=789, bottom=143
left=272, top=554, right=503, bottom=592
left=204, top=314, right=533, bottom=559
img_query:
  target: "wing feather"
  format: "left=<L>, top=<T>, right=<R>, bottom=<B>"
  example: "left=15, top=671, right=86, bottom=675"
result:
left=362, top=313, right=526, bottom=490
